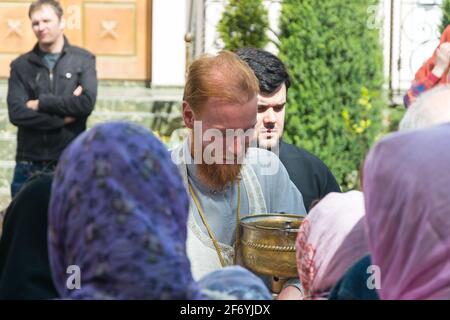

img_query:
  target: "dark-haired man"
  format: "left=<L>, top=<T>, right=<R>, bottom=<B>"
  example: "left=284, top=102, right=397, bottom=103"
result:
left=236, top=47, right=340, bottom=212
left=7, top=0, right=97, bottom=197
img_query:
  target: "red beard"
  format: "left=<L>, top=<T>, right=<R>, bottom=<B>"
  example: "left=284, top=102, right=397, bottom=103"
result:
left=191, top=137, right=243, bottom=191
left=196, top=162, right=242, bottom=192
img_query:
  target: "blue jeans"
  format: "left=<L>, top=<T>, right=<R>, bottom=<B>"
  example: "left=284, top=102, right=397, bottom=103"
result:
left=10, top=161, right=57, bottom=198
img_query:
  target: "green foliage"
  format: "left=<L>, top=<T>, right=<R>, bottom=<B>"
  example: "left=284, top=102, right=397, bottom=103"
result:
left=279, top=0, right=385, bottom=190
left=218, top=0, right=269, bottom=51
left=380, top=105, right=406, bottom=135
left=441, top=0, right=450, bottom=34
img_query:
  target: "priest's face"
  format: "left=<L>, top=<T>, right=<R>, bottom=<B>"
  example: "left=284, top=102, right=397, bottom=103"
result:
left=184, top=95, right=257, bottom=191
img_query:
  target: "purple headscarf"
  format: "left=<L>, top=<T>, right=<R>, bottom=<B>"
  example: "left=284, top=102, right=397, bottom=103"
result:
left=48, top=121, right=203, bottom=299
left=364, top=123, right=450, bottom=300
left=198, top=266, right=272, bottom=300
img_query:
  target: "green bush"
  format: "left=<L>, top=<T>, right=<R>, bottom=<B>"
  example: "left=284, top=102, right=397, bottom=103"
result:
left=279, top=0, right=385, bottom=190
left=218, top=0, right=269, bottom=51
left=441, top=0, right=450, bottom=33
left=380, top=105, right=405, bottom=135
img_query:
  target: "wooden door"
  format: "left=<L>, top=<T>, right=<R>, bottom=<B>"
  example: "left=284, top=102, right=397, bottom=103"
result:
left=0, top=0, right=152, bottom=81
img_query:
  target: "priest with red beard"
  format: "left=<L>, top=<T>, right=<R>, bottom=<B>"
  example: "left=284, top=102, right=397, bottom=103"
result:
left=171, top=51, right=306, bottom=297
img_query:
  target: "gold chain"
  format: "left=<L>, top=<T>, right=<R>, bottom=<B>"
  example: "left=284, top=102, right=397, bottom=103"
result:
left=188, top=182, right=241, bottom=267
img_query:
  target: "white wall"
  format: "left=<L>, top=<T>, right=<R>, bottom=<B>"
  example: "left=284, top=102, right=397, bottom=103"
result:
left=151, top=0, right=280, bottom=86
left=151, top=0, right=187, bottom=86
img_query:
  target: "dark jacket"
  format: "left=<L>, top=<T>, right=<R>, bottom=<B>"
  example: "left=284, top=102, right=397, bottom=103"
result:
left=7, top=37, right=97, bottom=161
left=0, top=174, right=58, bottom=299
left=279, top=140, right=341, bottom=212
left=328, top=255, right=379, bottom=300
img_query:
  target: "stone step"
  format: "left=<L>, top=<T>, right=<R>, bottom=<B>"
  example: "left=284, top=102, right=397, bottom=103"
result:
left=0, top=102, right=183, bottom=118
left=95, top=99, right=182, bottom=113
left=0, top=136, right=16, bottom=162
left=0, top=161, right=16, bottom=205
left=0, top=163, right=14, bottom=210
left=0, top=110, right=183, bottom=137
left=0, top=85, right=183, bottom=104
left=87, top=110, right=183, bottom=136
left=0, top=87, right=184, bottom=135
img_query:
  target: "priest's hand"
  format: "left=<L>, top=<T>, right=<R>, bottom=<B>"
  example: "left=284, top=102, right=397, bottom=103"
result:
left=277, top=285, right=304, bottom=300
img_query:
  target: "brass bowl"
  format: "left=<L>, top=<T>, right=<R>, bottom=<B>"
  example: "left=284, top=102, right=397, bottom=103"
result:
left=239, top=213, right=304, bottom=278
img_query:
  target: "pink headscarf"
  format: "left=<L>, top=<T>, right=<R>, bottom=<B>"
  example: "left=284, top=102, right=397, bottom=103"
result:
left=364, top=123, right=450, bottom=300
left=296, top=191, right=368, bottom=298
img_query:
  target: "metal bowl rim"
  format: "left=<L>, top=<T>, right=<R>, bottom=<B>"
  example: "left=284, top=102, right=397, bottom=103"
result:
left=240, top=213, right=305, bottom=232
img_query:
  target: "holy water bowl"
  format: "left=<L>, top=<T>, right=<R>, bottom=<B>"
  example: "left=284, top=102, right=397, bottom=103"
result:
left=239, top=213, right=304, bottom=279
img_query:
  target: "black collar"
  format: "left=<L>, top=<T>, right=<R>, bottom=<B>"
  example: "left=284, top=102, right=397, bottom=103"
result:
left=28, top=36, right=70, bottom=67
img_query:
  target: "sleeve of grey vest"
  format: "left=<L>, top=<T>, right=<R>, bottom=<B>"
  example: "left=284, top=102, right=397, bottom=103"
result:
left=273, top=157, right=307, bottom=216
left=7, top=66, right=65, bottom=131
left=38, top=55, right=97, bottom=118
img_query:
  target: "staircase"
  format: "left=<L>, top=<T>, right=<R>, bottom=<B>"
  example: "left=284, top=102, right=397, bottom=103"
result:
left=0, top=82, right=185, bottom=209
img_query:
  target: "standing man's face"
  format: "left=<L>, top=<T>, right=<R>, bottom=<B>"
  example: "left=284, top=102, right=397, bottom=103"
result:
left=30, top=5, right=64, bottom=48
left=256, top=83, right=287, bottom=150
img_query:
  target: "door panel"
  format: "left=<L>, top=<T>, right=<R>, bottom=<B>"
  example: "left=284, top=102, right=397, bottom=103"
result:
left=0, top=0, right=151, bottom=80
